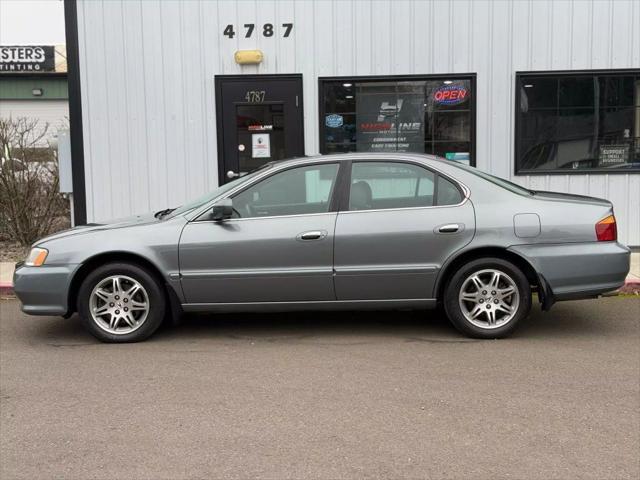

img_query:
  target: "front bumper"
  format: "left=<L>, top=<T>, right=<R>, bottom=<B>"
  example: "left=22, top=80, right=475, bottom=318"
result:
left=509, top=242, right=631, bottom=301
left=13, top=262, right=78, bottom=316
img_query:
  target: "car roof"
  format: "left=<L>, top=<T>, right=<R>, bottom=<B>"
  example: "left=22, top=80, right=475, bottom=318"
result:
left=275, top=152, right=448, bottom=167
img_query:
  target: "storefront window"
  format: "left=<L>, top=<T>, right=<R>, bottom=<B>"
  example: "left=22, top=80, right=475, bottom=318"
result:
left=515, top=71, right=640, bottom=173
left=320, top=76, right=475, bottom=166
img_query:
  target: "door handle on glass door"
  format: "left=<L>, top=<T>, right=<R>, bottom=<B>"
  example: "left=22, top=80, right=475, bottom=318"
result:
left=227, top=170, right=240, bottom=179
left=297, top=230, right=327, bottom=241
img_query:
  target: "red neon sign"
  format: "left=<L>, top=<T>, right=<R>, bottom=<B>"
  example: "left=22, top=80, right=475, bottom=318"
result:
left=433, top=84, right=468, bottom=105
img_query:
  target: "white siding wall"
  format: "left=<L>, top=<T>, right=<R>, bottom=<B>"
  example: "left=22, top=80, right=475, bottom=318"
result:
left=76, top=0, right=640, bottom=244
left=0, top=100, right=69, bottom=137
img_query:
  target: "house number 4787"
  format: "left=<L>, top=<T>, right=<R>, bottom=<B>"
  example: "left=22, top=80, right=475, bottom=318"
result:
left=223, top=23, right=293, bottom=39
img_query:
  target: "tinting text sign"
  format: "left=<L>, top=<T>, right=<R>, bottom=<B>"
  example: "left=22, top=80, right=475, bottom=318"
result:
left=0, top=46, right=55, bottom=72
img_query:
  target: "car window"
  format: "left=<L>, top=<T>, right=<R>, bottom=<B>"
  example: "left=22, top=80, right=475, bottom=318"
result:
left=446, top=161, right=533, bottom=196
left=167, top=163, right=273, bottom=218
left=232, top=163, right=339, bottom=218
left=436, top=175, right=463, bottom=205
left=349, top=162, right=435, bottom=211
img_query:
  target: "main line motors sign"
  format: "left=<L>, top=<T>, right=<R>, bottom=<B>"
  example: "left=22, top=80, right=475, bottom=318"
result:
left=356, top=84, right=425, bottom=153
left=0, top=46, right=55, bottom=72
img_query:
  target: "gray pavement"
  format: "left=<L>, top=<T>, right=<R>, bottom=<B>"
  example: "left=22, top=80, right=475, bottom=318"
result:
left=1, top=297, right=639, bottom=480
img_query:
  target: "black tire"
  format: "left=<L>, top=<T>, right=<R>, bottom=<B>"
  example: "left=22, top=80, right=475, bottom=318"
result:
left=443, top=257, right=531, bottom=339
left=77, top=262, right=166, bottom=343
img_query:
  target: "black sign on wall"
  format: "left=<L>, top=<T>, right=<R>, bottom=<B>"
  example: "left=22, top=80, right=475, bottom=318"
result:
left=0, top=46, right=56, bottom=72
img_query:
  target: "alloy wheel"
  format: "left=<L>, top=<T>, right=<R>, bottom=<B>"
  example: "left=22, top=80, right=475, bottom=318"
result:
left=458, top=269, right=520, bottom=329
left=89, top=275, right=150, bottom=335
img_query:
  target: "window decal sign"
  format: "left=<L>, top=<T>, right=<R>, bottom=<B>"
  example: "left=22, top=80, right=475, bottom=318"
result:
left=252, top=133, right=271, bottom=158
left=445, top=152, right=471, bottom=165
left=433, top=84, right=468, bottom=105
left=325, top=114, right=344, bottom=128
left=599, top=144, right=629, bottom=166
left=356, top=84, right=425, bottom=153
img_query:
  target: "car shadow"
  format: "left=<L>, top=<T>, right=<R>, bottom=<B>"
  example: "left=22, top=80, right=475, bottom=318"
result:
left=29, top=307, right=475, bottom=346
left=515, top=296, right=637, bottom=339
left=22, top=297, right=633, bottom=347
left=156, top=308, right=478, bottom=344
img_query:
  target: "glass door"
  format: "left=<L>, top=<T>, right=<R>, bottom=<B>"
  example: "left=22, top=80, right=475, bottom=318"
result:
left=215, top=75, right=305, bottom=183
left=235, top=103, right=287, bottom=174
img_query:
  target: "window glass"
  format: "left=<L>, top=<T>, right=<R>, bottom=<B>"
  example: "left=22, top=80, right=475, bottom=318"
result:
left=349, top=162, right=435, bottom=210
left=232, top=163, right=339, bottom=218
left=321, top=77, right=474, bottom=166
left=447, top=161, right=533, bottom=197
left=517, top=73, right=640, bottom=172
left=436, top=176, right=463, bottom=205
left=236, top=104, right=286, bottom=173
left=168, top=163, right=273, bottom=218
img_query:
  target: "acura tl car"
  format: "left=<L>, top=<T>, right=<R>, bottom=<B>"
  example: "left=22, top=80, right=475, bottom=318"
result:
left=13, top=153, right=630, bottom=342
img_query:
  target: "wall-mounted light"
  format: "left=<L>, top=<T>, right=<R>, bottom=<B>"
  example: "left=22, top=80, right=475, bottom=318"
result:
left=31, top=88, right=44, bottom=97
left=234, top=50, right=263, bottom=65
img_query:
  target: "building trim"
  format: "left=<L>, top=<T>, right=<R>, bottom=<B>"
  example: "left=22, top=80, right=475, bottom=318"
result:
left=63, top=0, right=87, bottom=224
left=0, top=77, right=69, bottom=100
left=0, top=72, right=68, bottom=79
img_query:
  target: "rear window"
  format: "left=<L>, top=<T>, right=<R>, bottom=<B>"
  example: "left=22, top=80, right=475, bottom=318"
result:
left=437, top=176, right=463, bottom=205
left=447, top=162, right=533, bottom=196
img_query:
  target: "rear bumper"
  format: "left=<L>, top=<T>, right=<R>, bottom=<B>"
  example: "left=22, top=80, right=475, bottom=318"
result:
left=509, top=242, right=630, bottom=301
left=13, top=263, right=77, bottom=316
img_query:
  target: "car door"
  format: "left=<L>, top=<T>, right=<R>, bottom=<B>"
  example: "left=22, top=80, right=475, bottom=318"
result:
left=334, top=160, right=475, bottom=300
left=179, top=162, right=342, bottom=304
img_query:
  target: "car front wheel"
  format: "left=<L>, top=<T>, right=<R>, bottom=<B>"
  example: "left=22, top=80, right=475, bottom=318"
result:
left=77, top=262, right=165, bottom=343
left=444, top=257, right=532, bottom=339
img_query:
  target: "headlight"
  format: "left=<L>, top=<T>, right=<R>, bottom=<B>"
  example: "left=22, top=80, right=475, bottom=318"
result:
left=25, top=247, right=48, bottom=266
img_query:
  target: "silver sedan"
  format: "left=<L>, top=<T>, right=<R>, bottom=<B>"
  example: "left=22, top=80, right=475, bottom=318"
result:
left=14, top=153, right=631, bottom=342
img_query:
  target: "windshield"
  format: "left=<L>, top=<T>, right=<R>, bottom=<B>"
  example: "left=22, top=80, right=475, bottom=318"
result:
left=164, top=164, right=272, bottom=218
left=446, top=161, right=533, bottom=196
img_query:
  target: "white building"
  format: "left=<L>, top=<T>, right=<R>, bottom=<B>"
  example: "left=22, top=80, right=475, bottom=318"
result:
left=65, top=0, right=639, bottom=244
left=0, top=45, right=68, bottom=143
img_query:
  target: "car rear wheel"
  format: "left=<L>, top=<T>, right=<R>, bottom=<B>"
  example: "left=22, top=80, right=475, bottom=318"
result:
left=77, top=262, right=165, bottom=343
left=444, top=258, right=531, bottom=338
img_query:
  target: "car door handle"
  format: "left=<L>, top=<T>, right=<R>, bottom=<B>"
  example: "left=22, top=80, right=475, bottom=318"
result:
left=297, top=230, right=327, bottom=241
left=437, top=224, right=461, bottom=234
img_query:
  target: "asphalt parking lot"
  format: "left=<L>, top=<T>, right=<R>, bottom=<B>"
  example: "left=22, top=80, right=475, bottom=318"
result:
left=1, top=297, right=639, bottom=480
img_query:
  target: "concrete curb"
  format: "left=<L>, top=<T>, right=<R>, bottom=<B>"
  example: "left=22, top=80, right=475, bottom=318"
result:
left=0, top=282, right=14, bottom=297
left=618, top=278, right=640, bottom=295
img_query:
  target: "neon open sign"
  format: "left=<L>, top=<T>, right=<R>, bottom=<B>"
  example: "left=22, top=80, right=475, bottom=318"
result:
left=433, top=84, right=468, bottom=105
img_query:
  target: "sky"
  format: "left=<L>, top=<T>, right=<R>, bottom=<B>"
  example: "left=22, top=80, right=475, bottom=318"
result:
left=0, top=0, right=65, bottom=45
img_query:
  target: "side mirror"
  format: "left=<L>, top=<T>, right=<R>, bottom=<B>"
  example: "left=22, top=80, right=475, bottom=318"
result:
left=211, top=198, right=233, bottom=222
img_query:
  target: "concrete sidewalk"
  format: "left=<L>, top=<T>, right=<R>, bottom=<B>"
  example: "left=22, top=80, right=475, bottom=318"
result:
left=628, top=251, right=640, bottom=281
left=620, top=251, right=640, bottom=294
left=2, top=252, right=639, bottom=296
left=0, top=262, right=15, bottom=295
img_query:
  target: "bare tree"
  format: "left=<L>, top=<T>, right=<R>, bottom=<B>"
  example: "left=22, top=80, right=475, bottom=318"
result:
left=0, top=117, right=70, bottom=246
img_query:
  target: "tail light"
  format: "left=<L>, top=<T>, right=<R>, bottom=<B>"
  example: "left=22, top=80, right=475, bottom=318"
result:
left=595, top=215, right=617, bottom=242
